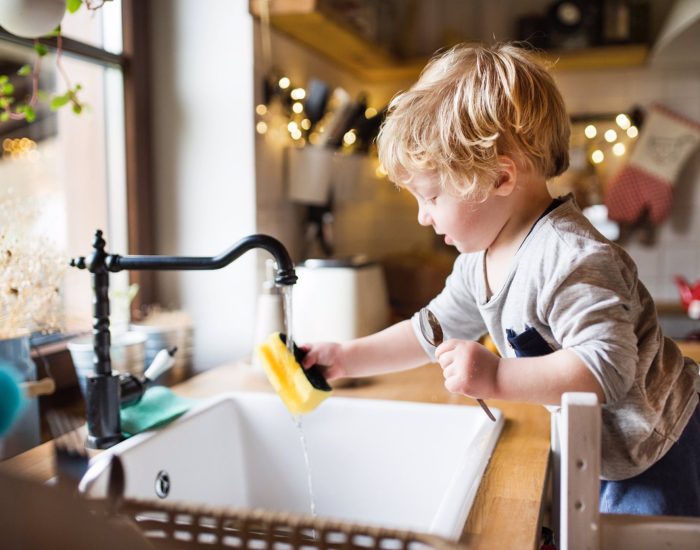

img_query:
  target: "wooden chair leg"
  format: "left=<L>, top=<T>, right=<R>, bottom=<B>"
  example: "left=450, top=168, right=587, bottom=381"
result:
left=558, top=392, right=601, bottom=550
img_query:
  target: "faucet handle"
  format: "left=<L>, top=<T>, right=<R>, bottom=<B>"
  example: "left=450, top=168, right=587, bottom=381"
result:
left=70, top=256, right=86, bottom=269
left=119, top=347, right=178, bottom=407
left=143, top=347, right=177, bottom=383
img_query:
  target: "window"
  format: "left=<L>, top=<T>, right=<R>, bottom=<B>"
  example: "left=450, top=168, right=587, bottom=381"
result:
left=0, top=1, right=151, bottom=338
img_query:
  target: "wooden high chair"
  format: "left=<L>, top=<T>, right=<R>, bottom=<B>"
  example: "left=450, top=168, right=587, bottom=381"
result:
left=553, top=393, right=700, bottom=549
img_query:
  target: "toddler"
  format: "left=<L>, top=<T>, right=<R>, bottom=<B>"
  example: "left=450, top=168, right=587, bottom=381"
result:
left=302, top=43, right=700, bottom=517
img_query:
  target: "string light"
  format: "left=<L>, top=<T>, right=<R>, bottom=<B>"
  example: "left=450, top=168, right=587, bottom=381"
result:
left=278, top=76, right=290, bottom=90
left=290, top=88, right=306, bottom=100
left=627, top=126, right=638, bottom=138
left=292, top=102, right=303, bottom=114
left=604, top=129, right=617, bottom=143
left=343, top=130, right=357, bottom=146
left=300, top=118, right=311, bottom=130
left=2, top=137, right=38, bottom=160
left=256, top=121, right=268, bottom=134
left=584, top=125, right=597, bottom=139
left=615, top=114, right=631, bottom=130
left=591, top=150, right=605, bottom=164
left=612, top=142, right=626, bottom=156
left=255, top=104, right=268, bottom=116
left=365, top=107, right=378, bottom=118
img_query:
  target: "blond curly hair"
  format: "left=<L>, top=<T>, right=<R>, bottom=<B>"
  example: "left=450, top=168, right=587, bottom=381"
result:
left=377, top=43, right=570, bottom=200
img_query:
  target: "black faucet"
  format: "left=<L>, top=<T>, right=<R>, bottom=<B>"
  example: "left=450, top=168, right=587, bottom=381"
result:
left=70, top=230, right=297, bottom=449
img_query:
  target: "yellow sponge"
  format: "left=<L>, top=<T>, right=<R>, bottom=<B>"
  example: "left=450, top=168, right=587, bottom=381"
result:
left=256, top=332, right=332, bottom=415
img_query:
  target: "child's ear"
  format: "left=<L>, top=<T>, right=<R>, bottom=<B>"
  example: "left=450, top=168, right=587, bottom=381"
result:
left=493, top=156, right=517, bottom=196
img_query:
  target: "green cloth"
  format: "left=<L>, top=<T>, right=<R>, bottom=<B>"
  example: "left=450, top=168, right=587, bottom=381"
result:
left=120, top=386, right=197, bottom=438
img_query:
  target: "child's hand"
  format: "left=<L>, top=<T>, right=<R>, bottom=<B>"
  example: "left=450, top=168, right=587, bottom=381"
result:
left=300, top=342, right=347, bottom=381
left=435, top=339, right=500, bottom=398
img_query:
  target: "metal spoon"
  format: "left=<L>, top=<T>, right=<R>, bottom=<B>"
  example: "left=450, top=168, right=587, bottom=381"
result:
left=419, top=307, right=496, bottom=422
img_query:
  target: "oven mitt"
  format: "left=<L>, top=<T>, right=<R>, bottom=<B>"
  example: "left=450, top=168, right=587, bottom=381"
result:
left=605, top=104, right=700, bottom=224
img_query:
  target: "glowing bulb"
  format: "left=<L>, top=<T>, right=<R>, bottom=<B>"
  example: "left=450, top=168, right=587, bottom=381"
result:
left=309, top=132, right=319, bottom=145
left=591, top=150, right=604, bottom=164
left=375, top=164, right=388, bottom=178
left=292, top=102, right=303, bottom=114
left=278, top=77, right=290, bottom=89
left=256, top=121, right=268, bottom=134
left=627, top=126, right=638, bottom=138
left=612, top=142, right=626, bottom=156
left=616, top=114, right=631, bottom=129
left=604, top=129, right=617, bottom=143
left=287, top=121, right=298, bottom=132
left=343, top=130, right=357, bottom=145
left=365, top=107, right=378, bottom=118
left=290, top=88, right=306, bottom=100
left=2, top=138, right=12, bottom=152
left=255, top=104, right=267, bottom=116
left=291, top=129, right=302, bottom=140
left=584, top=125, right=597, bottom=139
left=300, top=118, right=311, bottom=130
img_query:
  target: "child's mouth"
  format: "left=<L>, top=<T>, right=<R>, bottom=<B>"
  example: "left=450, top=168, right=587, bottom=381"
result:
left=444, top=235, right=454, bottom=245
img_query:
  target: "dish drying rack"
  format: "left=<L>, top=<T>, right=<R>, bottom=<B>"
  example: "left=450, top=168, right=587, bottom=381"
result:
left=109, top=498, right=458, bottom=550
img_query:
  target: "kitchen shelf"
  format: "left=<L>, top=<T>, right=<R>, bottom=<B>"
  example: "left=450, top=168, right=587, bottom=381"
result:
left=250, top=0, right=427, bottom=82
left=249, top=1, right=649, bottom=83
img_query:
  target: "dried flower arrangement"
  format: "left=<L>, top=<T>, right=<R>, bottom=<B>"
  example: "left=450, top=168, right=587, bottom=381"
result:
left=0, top=191, right=66, bottom=339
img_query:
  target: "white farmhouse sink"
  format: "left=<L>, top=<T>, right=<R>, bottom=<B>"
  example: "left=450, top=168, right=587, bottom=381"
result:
left=84, top=392, right=503, bottom=541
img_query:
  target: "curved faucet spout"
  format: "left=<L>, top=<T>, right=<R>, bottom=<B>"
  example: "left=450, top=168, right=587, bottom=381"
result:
left=102, top=234, right=297, bottom=285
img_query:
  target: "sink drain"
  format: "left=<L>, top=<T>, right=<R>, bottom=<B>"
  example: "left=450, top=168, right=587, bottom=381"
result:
left=155, top=470, right=170, bottom=499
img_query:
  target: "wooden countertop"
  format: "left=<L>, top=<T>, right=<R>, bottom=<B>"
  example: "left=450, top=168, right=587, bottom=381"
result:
left=678, top=340, right=700, bottom=363
left=1, top=362, right=551, bottom=549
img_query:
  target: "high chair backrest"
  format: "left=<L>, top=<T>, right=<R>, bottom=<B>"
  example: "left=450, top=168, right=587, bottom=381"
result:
left=554, top=392, right=700, bottom=550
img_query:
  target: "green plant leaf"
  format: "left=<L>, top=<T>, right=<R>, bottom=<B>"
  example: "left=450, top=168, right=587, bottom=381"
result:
left=50, top=94, right=71, bottom=110
left=34, top=43, right=48, bottom=57
left=45, top=26, right=62, bottom=38
left=2, top=84, right=14, bottom=95
left=72, top=103, right=82, bottom=115
left=37, top=90, right=49, bottom=102
left=24, top=106, right=36, bottom=122
left=0, top=75, right=8, bottom=85
left=17, top=65, right=32, bottom=77
left=0, top=112, right=9, bottom=122
left=67, top=0, right=82, bottom=14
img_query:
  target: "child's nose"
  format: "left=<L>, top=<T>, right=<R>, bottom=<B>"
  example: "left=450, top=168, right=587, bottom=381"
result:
left=417, top=205, right=432, bottom=226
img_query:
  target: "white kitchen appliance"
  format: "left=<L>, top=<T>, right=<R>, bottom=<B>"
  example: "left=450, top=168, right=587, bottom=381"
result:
left=292, top=256, right=389, bottom=343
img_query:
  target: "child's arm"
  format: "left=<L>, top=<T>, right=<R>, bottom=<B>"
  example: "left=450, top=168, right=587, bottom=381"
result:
left=436, top=339, right=606, bottom=406
left=301, top=320, right=429, bottom=380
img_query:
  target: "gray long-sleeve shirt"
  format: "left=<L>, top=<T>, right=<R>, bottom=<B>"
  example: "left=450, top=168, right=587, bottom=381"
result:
left=412, top=198, right=699, bottom=480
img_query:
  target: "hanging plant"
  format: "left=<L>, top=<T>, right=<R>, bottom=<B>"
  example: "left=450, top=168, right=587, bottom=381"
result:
left=0, top=0, right=108, bottom=124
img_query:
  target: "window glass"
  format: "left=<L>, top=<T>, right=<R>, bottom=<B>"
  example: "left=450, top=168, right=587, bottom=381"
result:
left=0, top=29, right=126, bottom=336
left=60, top=0, right=123, bottom=55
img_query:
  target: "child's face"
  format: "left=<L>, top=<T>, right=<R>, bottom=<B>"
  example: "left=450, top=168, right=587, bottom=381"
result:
left=405, top=173, right=510, bottom=253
